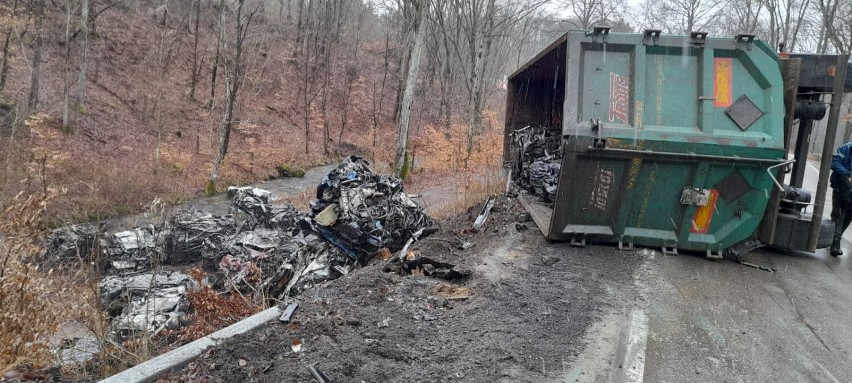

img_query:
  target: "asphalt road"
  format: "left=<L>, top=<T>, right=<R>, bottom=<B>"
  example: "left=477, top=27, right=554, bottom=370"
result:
left=563, top=160, right=852, bottom=383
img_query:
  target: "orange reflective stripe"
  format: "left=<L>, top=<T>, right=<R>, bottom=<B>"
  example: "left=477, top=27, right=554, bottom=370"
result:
left=713, top=58, right=733, bottom=108
left=691, top=189, right=719, bottom=234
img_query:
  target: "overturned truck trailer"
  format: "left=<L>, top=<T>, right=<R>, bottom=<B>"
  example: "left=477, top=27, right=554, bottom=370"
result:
left=506, top=28, right=849, bottom=258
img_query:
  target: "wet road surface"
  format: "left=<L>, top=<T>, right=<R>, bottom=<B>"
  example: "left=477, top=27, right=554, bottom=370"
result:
left=570, top=160, right=852, bottom=382
left=642, top=248, right=852, bottom=382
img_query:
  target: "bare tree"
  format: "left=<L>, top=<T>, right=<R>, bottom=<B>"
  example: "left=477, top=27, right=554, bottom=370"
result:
left=0, top=0, right=20, bottom=92
left=394, top=0, right=427, bottom=177
left=26, top=0, right=45, bottom=112
left=370, top=15, right=392, bottom=148
left=430, top=0, right=461, bottom=131
left=562, top=0, right=626, bottom=29
left=190, top=0, right=201, bottom=100
left=209, top=0, right=225, bottom=109
left=152, top=0, right=182, bottom=175
left=337, top=3, right=368, bottom=145
left=62, top=0, right=74, bottom=132
left=718, top=0, right=763, bottom=35
left=320, top=0, right=348, bottom=155
left=640, top=0, right=726, bottom=34
left=437, top=0, right=546, bottom=167
left=76, top=0, right=89, bottom=111
left=816, top=0, right=850, bottom=53
left=762, top=0, right=811, bottom=51
left=207, top=0, right=257, bottom=194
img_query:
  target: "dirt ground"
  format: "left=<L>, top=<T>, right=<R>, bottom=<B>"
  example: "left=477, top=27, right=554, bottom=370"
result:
left=159, top=196, right=643, bottom=383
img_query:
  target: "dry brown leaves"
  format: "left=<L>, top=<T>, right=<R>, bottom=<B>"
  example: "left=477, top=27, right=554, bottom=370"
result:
left=167, top=269, right=259, bottom=343
left=0, top=189, right=99, bottom=372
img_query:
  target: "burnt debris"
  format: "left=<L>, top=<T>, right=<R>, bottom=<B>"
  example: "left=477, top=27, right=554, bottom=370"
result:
left=47, top=157, right=439, bottom=340
left=511, top=125, right=562, bottom=202
left=310, top=156, right=438, bottom=262
left=99, top=271, right=196, bottom=340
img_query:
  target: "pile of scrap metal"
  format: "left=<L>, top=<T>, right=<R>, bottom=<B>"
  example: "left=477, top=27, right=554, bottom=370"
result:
left=43, top=157, right=439, bottom=339
left=43, top=224, right=100, bottom=263
left=511, top=124, right=563, bottom=202
left=309, top=156, right=439, bottom=262
left=99, top=271, right=195, bottom=340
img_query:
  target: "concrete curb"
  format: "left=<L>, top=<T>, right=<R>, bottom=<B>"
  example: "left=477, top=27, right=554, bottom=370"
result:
left=98, top=306, right=283, bottom=383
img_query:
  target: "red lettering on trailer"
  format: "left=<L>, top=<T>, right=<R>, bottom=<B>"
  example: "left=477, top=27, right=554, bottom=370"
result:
left=609, top=72, right=630, bottom=123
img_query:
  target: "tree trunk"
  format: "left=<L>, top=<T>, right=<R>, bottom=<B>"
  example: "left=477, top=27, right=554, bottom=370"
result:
left=393, top=42, right=411, bottom=123
left=190, top=0, right=201, bottom=100
left=0, top=30, right=10, bottom=92
left=62, top=0, right=73, bottom=132
left=0, top=0, right=17, bottom=92
left=465, top=0, right=496, bottom=168
left=320, top=2, right=333, bottom=156
left=439, top=22, right=453, bottom=131
left=321, top=58, right=331, bottom=155
left=338, top=4, right=361, bottom=145
left=338, top=70, right=354, bottom=144
left=393, top=0, right=427, bottom=178
left=76, top=0, right=89, bottom=111
left=27, top=0, right=45, bottom=112
left=209, top=0, right=249, bottom=194
left=210, top=0, right=226, bottom=109
left=372, top=18, right=391, bottom=148
left=294, top=0, right=305, bottom=57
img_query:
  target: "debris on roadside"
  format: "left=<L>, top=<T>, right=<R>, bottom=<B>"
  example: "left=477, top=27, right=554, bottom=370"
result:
left=307, top=364, right=331, bottom=383
left=739, top=260, right=776, bottom=272
left=165, top=210, right=236, bottom=262
left=43, top=223, right=101, bottom=262
left=511, top=125, right=563, bottom=201
left=47, top=157, right=447, bottom=345
left=228, top=186, right=274, bottom=226
left=102, top=225, right=166, bottom=271
left=99, top=271, right=196, bottom=339
left=473, top=197, right=496, bottom=230
left=57, top=335, right=101, bottom=366
left=401, top=255, right=471, bottom=280
left=310, top=156, right=438, bottom=261
left=279, top=302, right=299, bottom=323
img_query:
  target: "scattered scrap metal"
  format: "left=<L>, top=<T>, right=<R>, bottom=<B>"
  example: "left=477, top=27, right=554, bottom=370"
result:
left=99, top=271, right=196, bottom=340
left=310, top=156, right=438, bottom=261
left=43, top=224, right=99, bottom=262
left=472, top=197, right=495, bottom=230
left=43, top=156, right=439, bottom=344
left=511, top=124, right=563, bottom=201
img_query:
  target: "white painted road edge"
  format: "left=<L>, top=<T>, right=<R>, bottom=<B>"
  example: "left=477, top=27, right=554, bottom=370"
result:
left=807, top=161, right=820, bottom=174
left=98, top=306, right=283, bottom=383
left=623, top=310, right=649, bottom=383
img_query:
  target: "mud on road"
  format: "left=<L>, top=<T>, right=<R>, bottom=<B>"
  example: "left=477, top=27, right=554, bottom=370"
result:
left=161, top=197, right=643, bottom=383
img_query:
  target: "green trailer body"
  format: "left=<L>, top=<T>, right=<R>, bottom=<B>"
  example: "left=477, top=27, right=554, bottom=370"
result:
left=505, top=30, right=790, bottom=255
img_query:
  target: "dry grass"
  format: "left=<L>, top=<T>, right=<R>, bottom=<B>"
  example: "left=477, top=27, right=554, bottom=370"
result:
left=0, top=189, right=101, bottom=373
left=424, top=167, right=507, bottom=220
left=408, top=117, right=507, bottom=219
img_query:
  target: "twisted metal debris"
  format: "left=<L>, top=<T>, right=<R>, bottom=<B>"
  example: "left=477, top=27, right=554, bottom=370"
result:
left=44, top=157, right=439, bottom=341
left=511, top=125, right=563, bottom=201
left=310, top=156, right=438, bottom=261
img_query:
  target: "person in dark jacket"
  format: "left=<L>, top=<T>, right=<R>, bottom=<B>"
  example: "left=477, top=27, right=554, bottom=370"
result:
left=829, top=142, right=852, bottom=256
